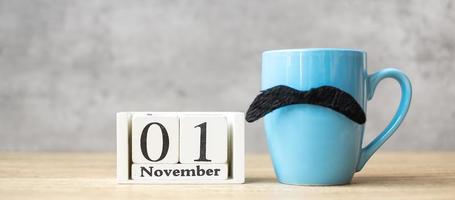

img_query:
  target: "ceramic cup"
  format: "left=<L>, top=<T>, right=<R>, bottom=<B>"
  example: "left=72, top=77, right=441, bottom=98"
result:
left=262, top=48, right=412, bottom=185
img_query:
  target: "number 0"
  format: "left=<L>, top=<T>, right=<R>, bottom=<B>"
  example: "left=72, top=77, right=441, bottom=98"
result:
left=140, top=122, right=169, bottom=162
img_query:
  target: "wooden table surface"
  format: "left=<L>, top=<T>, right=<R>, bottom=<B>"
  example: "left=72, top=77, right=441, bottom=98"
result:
left=0, top=152, right=454, bottom=200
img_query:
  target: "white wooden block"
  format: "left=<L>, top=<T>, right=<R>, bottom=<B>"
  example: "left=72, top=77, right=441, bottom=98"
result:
left=116, top=112, right=131, bottom=182
left=179, top=115, right=228, bottom=164
left=117, top=112, right=245, bottom=184
left=132, top=163, right=228, bottom=180
left=228, top=112, right=245, bottom=183
left=132, top=113, right=179, bottom=164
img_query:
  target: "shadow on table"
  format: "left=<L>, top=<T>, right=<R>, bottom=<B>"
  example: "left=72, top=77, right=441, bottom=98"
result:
left=245, top=177, right=277, bottom=184
left=245, top=174, right=444, bottom=187
left=352, top=174, right=446, bottom=186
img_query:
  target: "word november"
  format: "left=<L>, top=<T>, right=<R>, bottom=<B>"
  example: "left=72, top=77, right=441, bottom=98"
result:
left=132, top=163, right=228, bottom=180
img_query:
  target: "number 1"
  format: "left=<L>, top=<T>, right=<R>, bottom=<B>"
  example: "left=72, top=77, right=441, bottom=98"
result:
left=194, top=122, right=211, bottom=162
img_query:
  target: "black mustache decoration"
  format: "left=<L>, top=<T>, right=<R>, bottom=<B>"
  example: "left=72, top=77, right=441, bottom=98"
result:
left=246, top=85, right=366, bottom=124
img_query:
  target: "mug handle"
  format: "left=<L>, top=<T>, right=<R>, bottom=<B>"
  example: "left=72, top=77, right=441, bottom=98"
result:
left=356, top=68, right=412, bottom=172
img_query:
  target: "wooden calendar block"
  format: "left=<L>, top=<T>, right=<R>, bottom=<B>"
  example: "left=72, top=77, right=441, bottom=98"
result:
left=117, top=112, right=245, bottom=184
left=132, top=113, right=179, bottom=164
left=131, top=163, right=228, bottom=180
left=179, top=115, right=228, bottom=164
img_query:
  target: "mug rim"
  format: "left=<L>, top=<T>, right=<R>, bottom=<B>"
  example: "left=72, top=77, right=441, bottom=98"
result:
left=263, top=48, right=366, bottom=54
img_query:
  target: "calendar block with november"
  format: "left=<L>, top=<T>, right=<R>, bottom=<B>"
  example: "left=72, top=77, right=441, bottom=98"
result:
left=116, top=112, right=245, bottom=184
left=131, top=163, right=228, bottom=181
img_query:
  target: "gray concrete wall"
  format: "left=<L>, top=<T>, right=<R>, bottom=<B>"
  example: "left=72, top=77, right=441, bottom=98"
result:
left=1, top=0, right=454, bottom=152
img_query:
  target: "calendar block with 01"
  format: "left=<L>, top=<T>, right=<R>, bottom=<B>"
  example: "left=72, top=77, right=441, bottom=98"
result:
left=116, top=112, right=245, bottom=184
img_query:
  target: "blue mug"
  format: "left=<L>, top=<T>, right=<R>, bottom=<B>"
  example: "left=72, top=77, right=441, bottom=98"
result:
left=262, top=48, right=412, bottom=185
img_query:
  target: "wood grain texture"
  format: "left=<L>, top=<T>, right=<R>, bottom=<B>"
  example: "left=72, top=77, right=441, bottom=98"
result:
left=1, top=152, right=454, bottom=200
